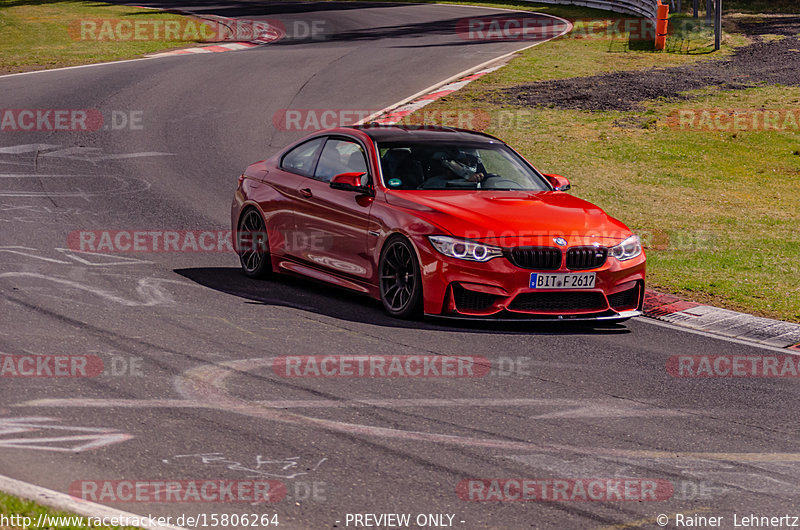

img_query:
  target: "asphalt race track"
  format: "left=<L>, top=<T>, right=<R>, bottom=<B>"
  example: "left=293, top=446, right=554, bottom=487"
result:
left=1, top=2, right=800, bottom=529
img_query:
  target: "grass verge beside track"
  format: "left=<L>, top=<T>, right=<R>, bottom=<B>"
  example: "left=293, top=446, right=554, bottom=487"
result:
left=0, top=1, right=207, bottom=74
left=0, top=491, right=139, bottom=530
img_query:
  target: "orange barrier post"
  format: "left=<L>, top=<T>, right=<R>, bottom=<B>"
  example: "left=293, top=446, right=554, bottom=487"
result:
left=655, top=0, right=669, bottom=50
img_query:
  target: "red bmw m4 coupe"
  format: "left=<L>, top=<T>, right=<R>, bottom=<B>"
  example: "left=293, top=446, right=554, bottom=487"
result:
left=231, top=125, right=645, bottom=321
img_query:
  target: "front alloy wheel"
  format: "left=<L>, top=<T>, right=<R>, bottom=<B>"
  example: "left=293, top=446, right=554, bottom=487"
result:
left=379, top=236, right=423, bottom=319
left=237, top=208, right=271, bottom=278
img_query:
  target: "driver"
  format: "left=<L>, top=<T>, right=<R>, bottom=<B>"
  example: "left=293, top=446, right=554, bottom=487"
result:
left=443, top=151, right=485, bottom=182
left=422, top=149, right=486, bottom=188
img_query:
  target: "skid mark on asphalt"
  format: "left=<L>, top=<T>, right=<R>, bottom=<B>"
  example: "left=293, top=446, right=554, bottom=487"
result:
left=0, top=204, right=101, bottom=224
left=21, top=397, right=689, bottom=411
left=0, top=416, right=132, bottom=452
left=17, top=358, right=800, bottom=464
left=530, top=401, right=689, bottom=419
left=0, top=144, right=174, bottom=163
left=195, top=315, right=278, bottom=334
left=0, top=273, right=175, bottom=306
left=0, top=144, right=174, bottom=199
left=0, top=246, right=152, bottom=266
left=504, top=453, right=800, bottom=499
left=0, top=174, right=151, bottom=198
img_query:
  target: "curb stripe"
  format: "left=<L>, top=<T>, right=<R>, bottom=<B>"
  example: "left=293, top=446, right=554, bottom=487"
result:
left=367, top=66, right=500, bottom=125
left=643, top=289, right=800, bottom=349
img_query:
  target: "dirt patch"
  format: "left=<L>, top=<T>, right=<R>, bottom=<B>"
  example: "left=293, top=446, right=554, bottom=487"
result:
left=500, top=17, right=800, bottom=111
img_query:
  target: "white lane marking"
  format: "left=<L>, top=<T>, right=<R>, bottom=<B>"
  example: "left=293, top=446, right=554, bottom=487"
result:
left=0, top=247, right=152, bottom=266
left=0, top=144, right=61, bottom=154
left=0, top=174, right=85, bottom=178
left=0, top=57, right=157, bottom=80
left=18, top=399, right=206, bottom=408
left=39, top=147, right=101, bottom=159
left=0, top=273, right=175, bottom=306
left=219, top=43, right=254, bottom=50
left=97, top=152, right=176, bottom=160
left=38, top=149, right=175, bottom=162
left=0, top=145, right=175, bottom=162
left=639, top=317, right=800, bottom=354
left=0, top=473, right=185, bottom=530
left=0, top=174, right=151, bottom=198
left=0, top=417, right=132, bottom=452
left=531, top=401, right=689, bottom=419
left=0, top=247, right=70, bottom=264
left=54, top=248, right=152, bottom=266
left=0, top=434, right=132, bottom=452
left=17, top=397, right=687, bottom=413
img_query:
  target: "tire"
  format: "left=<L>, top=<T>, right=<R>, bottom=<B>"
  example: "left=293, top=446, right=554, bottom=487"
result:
left=378, top=236, right=423, bottom=319
left=237, top=208, right=271, bottom=279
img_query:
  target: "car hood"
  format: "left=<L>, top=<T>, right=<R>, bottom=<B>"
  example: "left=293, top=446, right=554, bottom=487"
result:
left=385, top=190, right=632, bottom=246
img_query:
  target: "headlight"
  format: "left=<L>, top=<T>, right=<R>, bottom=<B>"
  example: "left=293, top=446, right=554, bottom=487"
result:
left=609, top=235, right=642, bottom=261
left=427, top=235, right=503, bottom=262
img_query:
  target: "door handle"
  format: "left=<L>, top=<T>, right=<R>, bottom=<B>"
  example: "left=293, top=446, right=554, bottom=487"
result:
left=299, top=188, right=313, bottom=198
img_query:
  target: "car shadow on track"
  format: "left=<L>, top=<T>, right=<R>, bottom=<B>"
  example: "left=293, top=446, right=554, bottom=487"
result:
left=174, top=267, right=631, bottom=336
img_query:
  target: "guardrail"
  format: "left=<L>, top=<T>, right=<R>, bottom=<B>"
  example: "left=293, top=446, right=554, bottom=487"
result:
left=524, top=0, right=658, bottom=20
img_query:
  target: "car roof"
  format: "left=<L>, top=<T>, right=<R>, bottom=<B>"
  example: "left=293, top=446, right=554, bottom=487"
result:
left=347, top=124, right=503, bottom=145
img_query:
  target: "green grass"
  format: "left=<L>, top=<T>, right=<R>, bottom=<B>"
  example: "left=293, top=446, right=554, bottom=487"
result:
left=337, top=0, right=749, bottom=81
left=469, top=14, right=748, bottom=87
left=724, top=0, right=800, bottom=14
left=0, top=1, right=210, bottom=73
left=397, top=4, right=800, bottom=321
left=0, top=491, right=140, bottom=529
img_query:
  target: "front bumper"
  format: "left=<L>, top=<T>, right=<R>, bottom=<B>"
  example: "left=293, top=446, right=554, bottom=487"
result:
left=426, top=309, right=642, bottom=322
left=412, top=235, right=646, bottom=320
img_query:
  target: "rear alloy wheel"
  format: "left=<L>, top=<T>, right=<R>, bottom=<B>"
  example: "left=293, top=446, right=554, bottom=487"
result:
left=237, top=208, right=271, bottom=278
left=379, top=236, right=423, bottom=319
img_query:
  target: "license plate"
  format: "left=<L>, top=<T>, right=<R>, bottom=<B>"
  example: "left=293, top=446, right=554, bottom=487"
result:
left=529, top=272, right=596, bottom=289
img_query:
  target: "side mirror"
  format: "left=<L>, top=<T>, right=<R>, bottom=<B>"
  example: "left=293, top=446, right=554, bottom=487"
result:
left=330, top=172, right=370, bottom=193
left=543, top=173, right=571, bottom=191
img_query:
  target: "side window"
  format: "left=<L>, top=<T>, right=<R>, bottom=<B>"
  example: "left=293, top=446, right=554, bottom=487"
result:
left=280, top=137, right=325, bottom=176
left=314, top=138, right=368, bottom=183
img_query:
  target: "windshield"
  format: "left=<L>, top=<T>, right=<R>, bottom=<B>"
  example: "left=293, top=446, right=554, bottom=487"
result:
left=377, top=142, right=550, bottom=191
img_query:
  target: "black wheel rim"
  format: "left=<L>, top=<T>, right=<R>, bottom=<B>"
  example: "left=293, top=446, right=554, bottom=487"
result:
left=380, top=241, right=416, bottom=312
left=238, top=210, right=266, bottom=273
